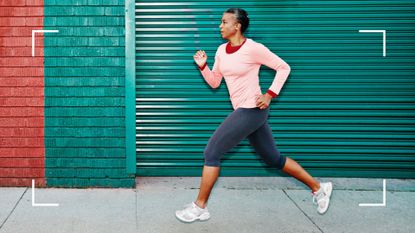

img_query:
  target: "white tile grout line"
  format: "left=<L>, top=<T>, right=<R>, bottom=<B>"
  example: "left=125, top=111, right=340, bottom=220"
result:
left=359, top=30, right=386, bottom=57
left=31, top=29, right=59, bottom=57
left=359, top=179, right=387, bottom=207
left=31, top=180, right=59, bottom=207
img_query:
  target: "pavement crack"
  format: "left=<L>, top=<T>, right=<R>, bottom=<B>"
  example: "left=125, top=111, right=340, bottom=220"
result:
left=0, top=188, right=28, bottom=230
left=282, top=189, right=324, bottom=233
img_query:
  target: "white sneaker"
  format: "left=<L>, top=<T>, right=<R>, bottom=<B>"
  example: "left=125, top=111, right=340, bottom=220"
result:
left=312, top=182, right=333, bottom=214
left=175, top=202, right=211, bottom=223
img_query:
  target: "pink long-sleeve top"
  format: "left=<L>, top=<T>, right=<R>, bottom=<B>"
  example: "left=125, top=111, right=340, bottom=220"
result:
left=200, top=38, right=291, bottom=110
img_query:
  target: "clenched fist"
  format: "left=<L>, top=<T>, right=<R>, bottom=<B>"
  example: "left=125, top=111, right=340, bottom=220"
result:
left=193, top=50, right=207, bottom=68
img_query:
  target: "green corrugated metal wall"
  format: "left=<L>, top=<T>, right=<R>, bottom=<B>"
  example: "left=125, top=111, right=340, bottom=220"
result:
left=135, top=0, right=415, bottom=178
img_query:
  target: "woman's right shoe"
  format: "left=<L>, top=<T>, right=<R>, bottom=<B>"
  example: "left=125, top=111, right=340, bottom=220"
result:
left=312, top=182, right=333, bottom=214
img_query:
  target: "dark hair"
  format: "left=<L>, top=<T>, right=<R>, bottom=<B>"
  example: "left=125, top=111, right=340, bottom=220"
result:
left=225, top=8, right=249, bottom=33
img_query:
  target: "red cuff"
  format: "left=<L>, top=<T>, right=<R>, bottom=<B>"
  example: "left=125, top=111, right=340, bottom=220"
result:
left=199, top=62, right=207, bottom=71
left=266, top=90, right=278, bottom=98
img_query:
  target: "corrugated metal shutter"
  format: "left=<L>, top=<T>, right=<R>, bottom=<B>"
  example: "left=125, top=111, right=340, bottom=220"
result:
left=135, top=0, right=415, bottom=178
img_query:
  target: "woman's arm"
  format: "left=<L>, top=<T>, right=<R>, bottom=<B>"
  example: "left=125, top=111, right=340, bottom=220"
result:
left=194, top=50, right=223, bottom=89
left=253, top=42, right=291, bottom=109
left=252, top=43, right=291, bottom=97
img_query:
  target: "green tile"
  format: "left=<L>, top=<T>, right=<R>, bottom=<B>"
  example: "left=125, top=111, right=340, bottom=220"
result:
left=73, top=6, right=105, bottom=16
left=45, top=127, right=125, bottom=137
left=104, top=6, right=124, bottom=16
left=46, top=148, right=125, bottom=158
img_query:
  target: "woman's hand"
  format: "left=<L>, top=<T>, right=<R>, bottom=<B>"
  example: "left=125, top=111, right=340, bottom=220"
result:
left=193, top=50, right=207, bottom=68
left=256, top=93, right=272, bottom=109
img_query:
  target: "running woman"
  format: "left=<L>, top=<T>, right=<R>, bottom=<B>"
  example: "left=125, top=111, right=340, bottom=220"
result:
left=176, top=8, right=333, bottom=223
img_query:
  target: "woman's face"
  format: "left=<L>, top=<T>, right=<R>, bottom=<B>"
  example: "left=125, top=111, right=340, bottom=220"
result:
left=219, top=13, right=240, bottom=39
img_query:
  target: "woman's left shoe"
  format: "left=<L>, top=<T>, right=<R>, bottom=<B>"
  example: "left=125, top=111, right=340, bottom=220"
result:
left=175, top=202, right=211, bottom=223
left=312, top=182, right=333, bottom=214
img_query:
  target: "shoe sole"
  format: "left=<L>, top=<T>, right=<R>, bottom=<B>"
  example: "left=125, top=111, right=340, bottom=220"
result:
left=175, top=212, right=210, bottom=223
left=318, top=182, right=333, bottom=215
left=326, top=182, right=333, bottom=197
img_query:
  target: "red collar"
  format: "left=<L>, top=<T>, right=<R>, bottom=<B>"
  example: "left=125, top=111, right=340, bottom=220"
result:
left=226, top=39, right=247, bottom=54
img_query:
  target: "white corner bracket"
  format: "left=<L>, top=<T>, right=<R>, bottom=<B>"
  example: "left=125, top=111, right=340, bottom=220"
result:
left=32, top=179, right=59, bottom=207
left=359, top=179, right=387, bottom=207
left=31, top=29, right=59, bottom=57
left=358, top=30, right=386, bottom=57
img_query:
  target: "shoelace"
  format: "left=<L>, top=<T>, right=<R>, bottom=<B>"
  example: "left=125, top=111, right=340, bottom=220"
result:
left=183, top=203, right=204, bottom=213
left=179, top=204, right=198, bottom=220
left=312, top=191, right=325, bottom=205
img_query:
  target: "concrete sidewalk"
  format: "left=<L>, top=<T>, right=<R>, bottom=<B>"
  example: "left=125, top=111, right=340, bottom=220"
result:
left=0, top=177, right=414, bottom=233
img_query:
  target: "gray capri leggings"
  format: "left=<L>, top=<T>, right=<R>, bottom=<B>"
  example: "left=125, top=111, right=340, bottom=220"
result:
left=204, top=107, right=287, bottom=169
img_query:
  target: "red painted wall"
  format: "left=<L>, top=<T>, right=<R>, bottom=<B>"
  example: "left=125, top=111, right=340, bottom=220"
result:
left=0, top=0, right=45, bottom=187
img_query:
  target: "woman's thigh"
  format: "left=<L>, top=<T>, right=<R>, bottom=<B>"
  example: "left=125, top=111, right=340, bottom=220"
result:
left=204, top=108, right=268, bottom=166
left=247, top=122, right=286, bottom=169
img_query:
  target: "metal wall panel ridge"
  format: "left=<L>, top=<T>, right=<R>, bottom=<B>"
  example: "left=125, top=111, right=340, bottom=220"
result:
left=135, top=0, right=415, bottom=178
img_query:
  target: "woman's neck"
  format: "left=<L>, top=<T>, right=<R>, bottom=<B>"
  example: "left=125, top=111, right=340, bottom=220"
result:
left=228, top=35, right=246, bottom=46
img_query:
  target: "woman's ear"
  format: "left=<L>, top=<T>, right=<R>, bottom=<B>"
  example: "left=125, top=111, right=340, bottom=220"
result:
left=235, top=22, right=241, bottom=31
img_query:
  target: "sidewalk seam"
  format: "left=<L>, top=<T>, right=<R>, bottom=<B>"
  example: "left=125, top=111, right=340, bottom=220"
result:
left=282, top=189, right=324, bottom=233
left=0, top=188, right=28, bottom=230
left=135, top=189, right=138, bottom=231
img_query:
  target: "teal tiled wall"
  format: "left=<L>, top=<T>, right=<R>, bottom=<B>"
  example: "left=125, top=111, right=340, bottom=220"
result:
left=44, top=0, right=134, bottom=187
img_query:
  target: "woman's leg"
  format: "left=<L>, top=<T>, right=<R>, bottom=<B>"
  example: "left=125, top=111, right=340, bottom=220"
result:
left=247, top=122, right=333, bottom=214
left=282, top=157, right=320, bottom=192
left=195, top=108, right=269, bottom=208
left=248, top=122, right=320, bottom=192
left=195, top=165, right=220, bottom=208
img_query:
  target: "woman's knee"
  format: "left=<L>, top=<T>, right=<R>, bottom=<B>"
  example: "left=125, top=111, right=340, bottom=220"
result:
left=204, top=147, right=222, bottom=167
left=261, top=153, right=287, bottom=170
